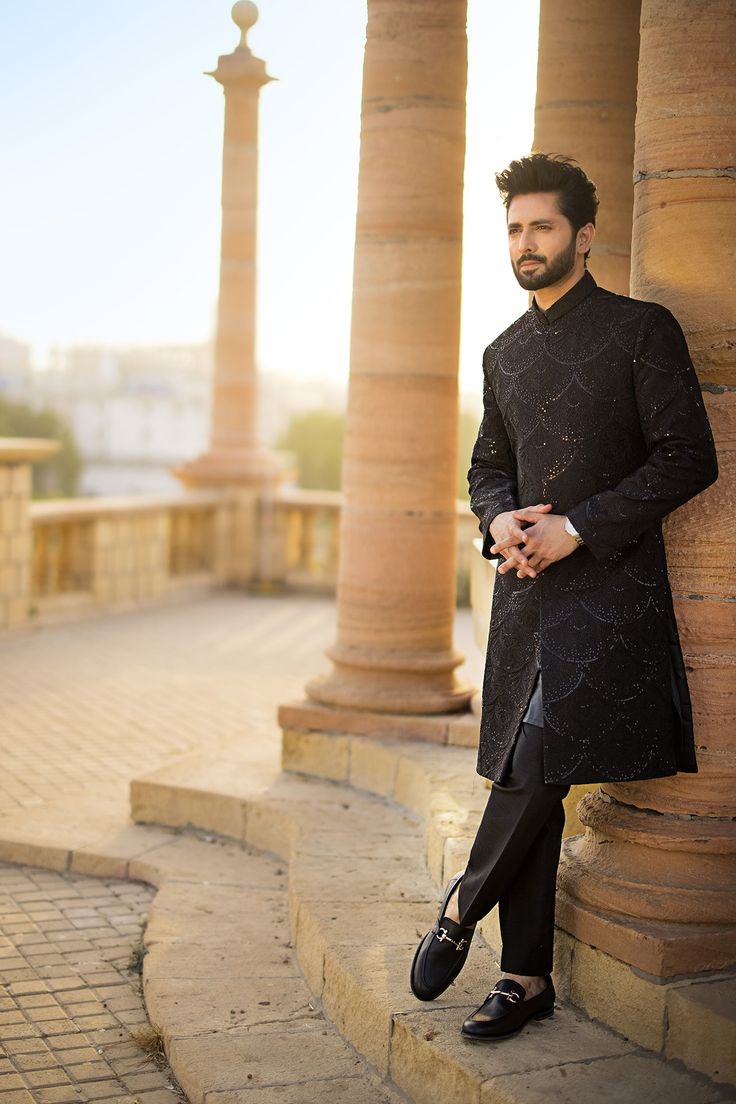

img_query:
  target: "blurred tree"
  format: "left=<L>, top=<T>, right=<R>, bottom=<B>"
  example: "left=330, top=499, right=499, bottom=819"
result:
left=277, top=410, right=345, bottom=490
left=278, top=407, right=482, bottom=498
left=0, top=396, right=82, bottom=497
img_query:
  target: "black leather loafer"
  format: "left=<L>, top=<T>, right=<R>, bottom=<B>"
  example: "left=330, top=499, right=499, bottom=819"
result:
left=410, top=872, right=476, bottom=1001
left=461, top=975, right=555, bottom=1040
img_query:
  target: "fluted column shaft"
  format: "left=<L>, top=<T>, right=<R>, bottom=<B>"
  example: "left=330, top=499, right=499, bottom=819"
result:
left=533, top=0, right=640, bottom=294
left=306, top=0, right=473, bottom=714
left=557, top=0, right=736, bottom=976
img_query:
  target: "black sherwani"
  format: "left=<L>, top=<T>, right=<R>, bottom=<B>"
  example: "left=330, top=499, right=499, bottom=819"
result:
left=468, top=271, right=718, bottom=785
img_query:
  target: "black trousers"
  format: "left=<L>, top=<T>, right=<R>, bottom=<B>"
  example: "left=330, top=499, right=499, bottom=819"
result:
left=455, top=721, right=570, bottom=976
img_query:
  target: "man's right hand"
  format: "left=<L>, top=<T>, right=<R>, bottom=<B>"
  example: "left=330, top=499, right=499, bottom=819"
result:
left=489, top=503, right=553, bottom=579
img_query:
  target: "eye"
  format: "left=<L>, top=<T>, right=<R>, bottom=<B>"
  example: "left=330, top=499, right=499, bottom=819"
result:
left=508, top=227, right=520, bottom=236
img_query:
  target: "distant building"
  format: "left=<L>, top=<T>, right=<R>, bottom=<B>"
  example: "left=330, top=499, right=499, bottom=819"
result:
left=31, top=344, right=214, bottom=496
left=0, top=333, right=32, bottom=401
left=10, top=341, right=347, bottom=497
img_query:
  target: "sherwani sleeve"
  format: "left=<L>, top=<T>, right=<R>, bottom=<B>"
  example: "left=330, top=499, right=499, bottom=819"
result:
left=467, top=346, right=519, bottom=561
left=566, top=305, right=719, bottom=561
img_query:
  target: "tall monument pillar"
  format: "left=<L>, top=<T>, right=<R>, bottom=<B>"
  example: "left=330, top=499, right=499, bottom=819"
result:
left=300, top=0, right=473, bottom=716
left=533, top=0, right=641, bottom=294
left=177, top=1, right=281, bottom=488
left=557, top=0, right=736, bottom=977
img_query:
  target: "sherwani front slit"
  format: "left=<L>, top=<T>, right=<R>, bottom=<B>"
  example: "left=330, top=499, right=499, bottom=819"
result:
left=461, top=270, right=718, bottom=975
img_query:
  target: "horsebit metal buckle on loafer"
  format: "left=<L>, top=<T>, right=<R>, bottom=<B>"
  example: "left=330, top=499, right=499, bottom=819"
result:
left=485, top=986, right=521, bottom=1002
left=436, top=927, right=469, bottom=951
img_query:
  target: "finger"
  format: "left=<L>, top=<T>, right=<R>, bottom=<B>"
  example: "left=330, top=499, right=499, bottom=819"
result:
left=499, top=553, right=535, bottom=577
left=489, top=526, right=528, bottom=554
left=512, top=507, right=551, bottom=523
left=507, top=547, right=531, bottom=568
left=512, top=502, right=553, bottom=516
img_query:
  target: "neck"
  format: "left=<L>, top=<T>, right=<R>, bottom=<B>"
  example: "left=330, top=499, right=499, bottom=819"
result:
left=533, top=263, right=587, bottom=312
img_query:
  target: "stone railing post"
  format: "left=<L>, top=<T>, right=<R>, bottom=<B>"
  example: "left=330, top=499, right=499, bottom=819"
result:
left=0, top=438, right=59, bottom=630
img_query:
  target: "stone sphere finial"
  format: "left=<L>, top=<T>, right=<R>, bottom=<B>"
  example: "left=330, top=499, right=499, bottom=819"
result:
left=232, top=1, right=258, bottom=46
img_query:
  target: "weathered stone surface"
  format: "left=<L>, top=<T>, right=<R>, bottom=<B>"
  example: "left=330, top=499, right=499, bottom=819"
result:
left=481, top=1052, right=729, bottom=1104
left=70, top=823, right=180, bottom=880
left=278, top=701, right=451, bottom=744
left=167, top=1025, right=361, bottom=1102
left=290, top=852, right=435, bottom=906
left=206, top=1076, right=405, bottom=1104
left=143, top=883, right=287, bottom=946
left=129, top=834, right=279, bottom=889
left=392, top=1003, right=632, bottom=1104
left=349, top=737, right=401, bottom=796
left=321, top=942, right=419, bottom=1074
left=569, top=936, right=676, bottom=1052
left=666, top=978, right=736, bottom=1084
left=143, top=939, right=298, bottom=982
left=145, top=976, right=321, bottom=1044
left=281, top=728, right=350, bottom=782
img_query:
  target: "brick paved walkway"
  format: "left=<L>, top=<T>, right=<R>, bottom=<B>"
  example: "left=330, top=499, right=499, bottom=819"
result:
left=0, top=862, right=182, bottom=1104
left=0, top=592, right=483, bottom=1103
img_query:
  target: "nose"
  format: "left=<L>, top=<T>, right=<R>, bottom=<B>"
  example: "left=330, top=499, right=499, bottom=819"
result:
left=518, top=227, right=537, bottom=255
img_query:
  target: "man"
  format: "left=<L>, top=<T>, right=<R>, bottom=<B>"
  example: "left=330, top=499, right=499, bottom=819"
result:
left=410, top=153, right=718, bottom=1041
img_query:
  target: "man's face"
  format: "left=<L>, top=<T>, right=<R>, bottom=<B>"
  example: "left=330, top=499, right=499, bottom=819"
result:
left=506, top=193, right=579, bottom=291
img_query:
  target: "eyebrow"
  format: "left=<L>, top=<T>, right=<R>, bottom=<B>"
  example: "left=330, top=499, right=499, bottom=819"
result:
left=507, top=218, right=557, bottom=229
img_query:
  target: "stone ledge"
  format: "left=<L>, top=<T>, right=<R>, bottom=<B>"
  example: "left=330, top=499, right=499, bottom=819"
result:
left=128, top=753, right=734, bottom=1102
left=0, top=817, right=406, bottom=1104
left=277, top=724, right=736, bottom=1070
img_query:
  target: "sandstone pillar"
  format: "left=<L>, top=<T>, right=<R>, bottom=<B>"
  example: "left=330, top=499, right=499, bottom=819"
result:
left=557, top=0, right=736, bottom=976
left=533, top=0, right=640, bottom=294
left=176, top=1, right=282, bottom=490
left=303, top=0, right=473, bottom=715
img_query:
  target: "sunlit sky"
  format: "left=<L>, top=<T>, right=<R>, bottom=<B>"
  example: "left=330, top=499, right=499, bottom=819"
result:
left=0, top=1, right=539, bottom=394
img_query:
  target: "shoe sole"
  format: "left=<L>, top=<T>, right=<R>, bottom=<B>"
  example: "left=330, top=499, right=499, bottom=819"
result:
left=409, top=872, right=473, bottom=1001
left=461, top=1006, right=554, bottom=1042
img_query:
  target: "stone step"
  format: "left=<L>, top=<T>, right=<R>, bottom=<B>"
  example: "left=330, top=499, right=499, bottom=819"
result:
left=131, top=750, right=735, bottom=1102
left=278, top=723, right=736, bottom=1087
left=0, top=812, right=407, bottom=1103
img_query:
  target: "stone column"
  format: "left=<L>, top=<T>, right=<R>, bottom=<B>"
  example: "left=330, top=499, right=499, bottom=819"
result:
left=533, top=0, right=641, bottom=294
left=557, top=0, right=736, bottom=977
left=303, top=0, right=473, bottom=715
left=0, top=439, right=59, bottom=630
left=176, top=1, right=282, bottom=489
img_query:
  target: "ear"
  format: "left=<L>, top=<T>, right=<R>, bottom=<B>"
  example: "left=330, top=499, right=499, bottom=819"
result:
left=577, top=222, right=595, bottom=256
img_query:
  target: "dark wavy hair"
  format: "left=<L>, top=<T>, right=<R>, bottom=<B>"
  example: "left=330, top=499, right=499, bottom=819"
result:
left=495, top=154, right=599, bottom=259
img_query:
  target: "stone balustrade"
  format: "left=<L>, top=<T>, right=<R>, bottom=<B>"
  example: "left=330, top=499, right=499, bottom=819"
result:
left=0, top=438, right=479, bottom=629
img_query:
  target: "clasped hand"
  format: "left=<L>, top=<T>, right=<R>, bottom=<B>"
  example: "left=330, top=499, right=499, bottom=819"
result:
left=489, top=503, right=579, bottom=579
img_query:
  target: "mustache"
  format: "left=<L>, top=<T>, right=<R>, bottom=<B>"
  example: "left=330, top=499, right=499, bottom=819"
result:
left=517, top=255, right=546, bottom=266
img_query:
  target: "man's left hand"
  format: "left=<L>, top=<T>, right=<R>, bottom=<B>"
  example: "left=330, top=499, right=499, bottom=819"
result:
left=502, top=508, right=579, bottom=574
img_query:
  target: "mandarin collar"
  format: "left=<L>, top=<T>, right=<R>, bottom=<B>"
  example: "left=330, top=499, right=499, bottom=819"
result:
left=532, top=269, right=597, bottom=326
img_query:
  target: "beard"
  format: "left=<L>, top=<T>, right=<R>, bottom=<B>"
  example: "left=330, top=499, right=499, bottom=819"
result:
left=513, top=234, right=578, bottom=291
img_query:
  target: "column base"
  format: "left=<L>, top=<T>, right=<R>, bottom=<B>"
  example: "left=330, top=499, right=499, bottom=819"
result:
left=278, top=697, right=480, bottom=748
left=173, top=446, right=290, bottom=489
left=556, top=885, right=736, bottom=978
left=556, top=790, right=736, bottom=977
left=306, top=640, right=475, bottom=715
